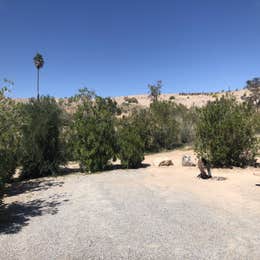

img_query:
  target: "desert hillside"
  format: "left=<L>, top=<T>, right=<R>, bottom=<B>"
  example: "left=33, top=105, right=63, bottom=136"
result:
left=14, top=89, right=249, bottom=109
left=114, top=89, right=249, bottom=108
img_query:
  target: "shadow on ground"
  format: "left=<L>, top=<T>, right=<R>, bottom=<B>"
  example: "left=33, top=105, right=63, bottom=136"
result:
left=105, top=163, right=151, bottom=171
left=60, top=163, right=151, bottom=174
left=0, top=179, right=68, bottom=234
left=0, top=194, right=69, bottom=234
left=5, top=179, right=64, bottom=197
left=211, top=176, right=227, bottom=181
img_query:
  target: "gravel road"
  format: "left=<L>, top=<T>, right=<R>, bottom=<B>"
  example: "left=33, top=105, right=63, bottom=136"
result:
left=0, top=168, right=259, bottom=260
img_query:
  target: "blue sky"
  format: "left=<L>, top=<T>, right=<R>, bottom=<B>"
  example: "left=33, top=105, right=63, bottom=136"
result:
left=1, top=0, right=260, bottom=98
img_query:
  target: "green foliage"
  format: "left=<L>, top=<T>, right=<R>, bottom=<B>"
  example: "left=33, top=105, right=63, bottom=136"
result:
left=0, top=83, right=20, bottom=188
left=33, top=53, right=44, bottom=69
left=195, top=95, right=258, bottom=167
left=20, top=96, right=66, bottom=179
left=148, top=80, right=162, bottom=102
left=117, top=120, right=144, bottom=168
left=126, top=101, right=195, bottom=152
left=244, top=78, right=260, bottom=111
left=174, top=104, right=198, bottom=144
left=72, top=91, right=117, bottom=172
left=149, top=101, right=179, bottom=150
left=254, top=111, right=260, bottom=134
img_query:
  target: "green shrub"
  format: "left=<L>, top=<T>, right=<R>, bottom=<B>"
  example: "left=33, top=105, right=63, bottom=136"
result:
left=20, top=96, right=66, bottom=179
left=174, top=104, right=198, bottom=144
left=72, top=92, right=117, bottom=172
left=195, top=95, right=258, bottom=167
left=127, top=101, right=195, bottom=152
left=117, top=120, right=144, bottom=168
left=149, top=101, right=180, bottom=150
left=0, top=86, right=20, bottom=188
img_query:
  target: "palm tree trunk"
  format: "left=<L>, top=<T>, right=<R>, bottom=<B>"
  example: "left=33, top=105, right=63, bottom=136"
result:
left=37, top=68, right=40, bottom=100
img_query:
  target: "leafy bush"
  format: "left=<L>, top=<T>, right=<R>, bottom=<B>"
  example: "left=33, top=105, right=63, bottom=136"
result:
left=195, top=95, right=258, bottom=167
left=127, top=101, right=184, bottom=152
left=20, top=96, right=66, bottom=179
left=173, top=104, right=198, bottom=144
left=149, top=101, right=180, bottom=150
left=72, top=91, right=117, bottom=172
left=117, top=120, right=144, bottom=168
left=0, top=86, right=20, bottom=188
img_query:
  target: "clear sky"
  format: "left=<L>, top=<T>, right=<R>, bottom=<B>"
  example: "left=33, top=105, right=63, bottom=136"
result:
left=1, top=0, right=260, bottom=98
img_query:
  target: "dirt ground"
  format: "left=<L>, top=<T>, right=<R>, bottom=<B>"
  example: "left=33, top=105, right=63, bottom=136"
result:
left=0, top=148, right=259, bottom=259
left=143, top=149, right=260, bottom=216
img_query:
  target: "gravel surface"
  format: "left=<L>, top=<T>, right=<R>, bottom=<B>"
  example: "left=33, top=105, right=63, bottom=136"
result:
left=0, top=169, right=259, bottom=260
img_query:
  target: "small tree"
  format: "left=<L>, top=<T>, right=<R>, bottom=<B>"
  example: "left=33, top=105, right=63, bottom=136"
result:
left=72, top=91, right=117, bottom=172
left=244, top=78, right=260, bottom=111
left=117, top=120, right=144, bottom=168
left=20, top=96, right=66, bottom=178
left=195, top=95, right=258, bottom=167
left=33, top=53, right=44, bottom=100
left=148, top=80, right=162, bottom=102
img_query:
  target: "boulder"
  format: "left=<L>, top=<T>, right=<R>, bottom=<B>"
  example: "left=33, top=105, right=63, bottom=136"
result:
left=182, top=155, right=196, bottom=167
left=158, top=160, right=174, bottom=167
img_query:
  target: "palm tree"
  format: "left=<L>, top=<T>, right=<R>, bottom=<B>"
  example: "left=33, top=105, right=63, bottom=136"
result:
left=33, top=53, right=44, bottom=100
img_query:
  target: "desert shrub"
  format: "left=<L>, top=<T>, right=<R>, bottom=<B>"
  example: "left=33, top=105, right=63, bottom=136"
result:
left=174, top=104, right=198, bottom=144
left=117, top=120, right=144, bottom=168
left=124, top=96, right=138, bottom=104
left=195, top=95, right=258, bottom=167
left=72, top=91, right=117, bottom=172
left=149, top=101, right=180, bottom=150
left=169, top=96, right=175, bottom=100
left=128, top=101, right=181, bottom=152
left=20, top=96, right=66, bottom=179
left=148, top=80, right=162, bottom=102
left=255, top=111, right=260, bottom=134
left=0, top=86, right=20, bottom=188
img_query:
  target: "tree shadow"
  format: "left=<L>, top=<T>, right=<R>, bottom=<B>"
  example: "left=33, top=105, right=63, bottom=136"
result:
left=255, top=163, right=260, bottom=168
left=105, top=163, right=151, bottom=171
left=0, top=194, right=69, bottom=234
left=58, top=166, right=81, bottom=175
left=60, top=163, right=152, bottom=174
left=5, top=179, right=64, bottom=197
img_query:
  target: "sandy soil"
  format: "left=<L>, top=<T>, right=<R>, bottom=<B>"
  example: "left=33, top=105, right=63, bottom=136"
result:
left=143, top=149, right=260, bottom=216
left=0, top=148, right=259, bottom=259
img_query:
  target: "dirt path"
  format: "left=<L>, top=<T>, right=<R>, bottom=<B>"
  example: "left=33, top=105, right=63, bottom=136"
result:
left=0, top=150, right=259, bottom=259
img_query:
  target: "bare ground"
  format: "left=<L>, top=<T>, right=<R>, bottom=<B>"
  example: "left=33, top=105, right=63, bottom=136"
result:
left=0, top=149, right=259, bottom=260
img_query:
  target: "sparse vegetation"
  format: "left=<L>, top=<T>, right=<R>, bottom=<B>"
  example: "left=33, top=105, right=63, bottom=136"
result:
left=124, top=96, right=138, bottom=104
left=148, top=80, right=162, bottom=102
left=244, top=78, right=260, bottom=111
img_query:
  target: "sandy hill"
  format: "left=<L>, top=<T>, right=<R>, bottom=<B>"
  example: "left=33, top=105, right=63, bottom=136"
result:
left=114, top=89, right=249, bottom=108
left=14, top=89, right=249, bottom=109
